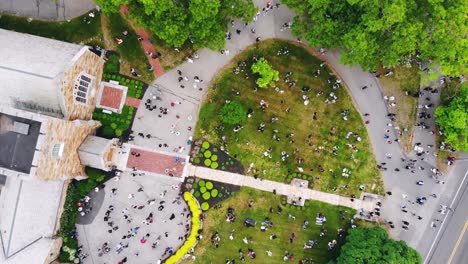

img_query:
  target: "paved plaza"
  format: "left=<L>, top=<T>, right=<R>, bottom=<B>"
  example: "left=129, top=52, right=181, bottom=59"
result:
left=76, top=172, right=190, bottom=264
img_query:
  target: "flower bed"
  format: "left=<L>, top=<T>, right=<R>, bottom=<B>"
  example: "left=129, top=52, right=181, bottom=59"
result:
left=190, top=140, right=244, bottom=174
left=186, top=178, right=240, bottom=211
left=164, top=192, right=202, bottom=264
left=93, top=105, right=135, bottom=139
left=101, top=72, right=146, bottom=99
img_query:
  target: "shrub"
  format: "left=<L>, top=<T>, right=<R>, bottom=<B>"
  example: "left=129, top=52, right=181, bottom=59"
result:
left=194, top=191, right=201, bottom=197
left=211, top=189, right=219, bottom=197
left=211, top=155, right=218, bottom=161
left=200, top=148, right=206, bottom=153
left=194, top=157, right=201, bottom=164
left=204, top=159, right=212, bottom=166
left=210, top=162, right=219, bottom=169
left=110, top=123, right=117, bottom=129
left=201, top=202, right=210, bottom=211
left=219, top=100, right=247, bottom=124
left=202, top=141, right=210, bottom=149
left=205, top=181, right=214, bottom=190
left=251, top=57, right=279, bottom=88
left=204, top=150, right=212, bottom=158
left=202, top=192, right=211, bottom=200
left=192, top=182, right=199, bottom=189
left=218, top=193, right=223, bottom=198
left=200, top=186, right=207, bottom=193
left=198, top=180, right=206, bottom=187
left=213, top=148, right=218, bottom=152
left=115, top=129, right=122, bottom=137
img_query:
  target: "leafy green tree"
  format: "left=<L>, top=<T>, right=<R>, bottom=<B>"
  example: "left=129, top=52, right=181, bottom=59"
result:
left=95, top=0, right=256, bottom=50
left=251, top=57, right=279, bottom=88
left=335, top=227, right=421, bottom=264
left=283, top=0, right=467, bottom=76
left=435, top=84, right=468, bottom=151
left=219, top=101, right=246, bottom=125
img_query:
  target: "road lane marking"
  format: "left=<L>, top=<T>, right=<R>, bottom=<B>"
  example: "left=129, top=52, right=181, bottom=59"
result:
left=448, top=221, right=468, bottom=264
left=424, top=169, right=468, bottom=264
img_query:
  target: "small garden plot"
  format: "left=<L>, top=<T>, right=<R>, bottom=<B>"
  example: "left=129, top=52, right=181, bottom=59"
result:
left=93, top=105, right=135, bottom=139
left=182, top=177, right=240, bottom=211
left=101, top=72, right=147, bottom=99
left=190, top=140, right=244, bottom=174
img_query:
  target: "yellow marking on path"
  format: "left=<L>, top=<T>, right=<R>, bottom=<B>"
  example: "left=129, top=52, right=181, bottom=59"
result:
left=448, top=221, right=468, bottom=264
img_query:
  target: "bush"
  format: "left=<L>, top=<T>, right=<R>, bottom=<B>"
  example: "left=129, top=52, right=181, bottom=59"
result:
left=198, top=180, right=206, bottom=187
left=115, top=129, right=122, bottom=137
left=200, top=186, right=207, bottom=194
left=194, top=157, right=201, bottom=164
left=204, top=159, right=212, bottom=166
left=192, top=182, right=199, bottom=189
left=204, top=150, right=212, bottom=158
left=211, top=154, right=218, bottom=161
left=194, top=191, right=201, bottom=197
left=110, top=123, right=117, bottom=129
left=211, top=189, right=219, bottom=197
left=218, top=193, right=223, bottom=198
left=211, top=162, right=219, bottom=169
left=202, top=141, right=210, bottom=149
left=251, top=57, right=279, bottom=88
left=205, top=181, right=214, bottom=190
left=202, top=192, right=211, bottom=200
left=219, top=101, right=247, bottom=125
left=201, top=202, right=210, bottom=211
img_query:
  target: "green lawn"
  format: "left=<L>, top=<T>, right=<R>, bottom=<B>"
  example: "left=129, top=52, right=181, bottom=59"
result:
left=195, top=40, right=383, bottom=196
left=0, top=11, right=103, bottom=45
left=183, top=187, right=356, bottom=264
left=104, top=13, right=153, bottom=83
left=93, top=105, right=135, bottom=139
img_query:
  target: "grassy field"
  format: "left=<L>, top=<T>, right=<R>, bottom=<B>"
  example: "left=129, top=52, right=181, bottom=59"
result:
left=195, top=40, right=383, bottom=196
left=0, top=11, right=103, bottom=45
left=182, top=187, right=356, bottom=264
left=102, top=13, right=153, bottom=83
left=377, top=64, right=421, bottom=153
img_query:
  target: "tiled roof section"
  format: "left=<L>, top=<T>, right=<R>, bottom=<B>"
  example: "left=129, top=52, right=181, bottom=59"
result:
left=35, top=119, right=100, bottom=180
left=60, top=49, right=104, bottom=120
left=100, top=86, right=124, bottom=110
left=126, top=148, right=185, bottom=177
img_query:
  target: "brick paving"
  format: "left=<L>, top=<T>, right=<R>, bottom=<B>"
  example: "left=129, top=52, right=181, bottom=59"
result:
left=120, top=5, right=164, bottom=79
left=127, top=147, right=185, bottom=177
left=125, top=97, right=141, bottom=108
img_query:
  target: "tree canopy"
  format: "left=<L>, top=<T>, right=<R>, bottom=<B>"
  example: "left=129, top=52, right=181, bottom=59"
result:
left=251, top=57, right=279, bottom=88
left=435, top=83, right=468, bottom=151
left=334, top=226, right=421, bottom=264
left=283, top=0, right=468, bottom=76
left=95, top=0, right=256, bottom=50
left=219, top=101, right=247, bottom=125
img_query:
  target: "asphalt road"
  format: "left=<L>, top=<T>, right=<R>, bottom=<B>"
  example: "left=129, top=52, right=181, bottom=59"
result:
left=425, top=160, right=468, bottom=264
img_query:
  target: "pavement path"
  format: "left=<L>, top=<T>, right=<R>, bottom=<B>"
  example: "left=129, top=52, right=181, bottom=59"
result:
left=187, top=164, right=376, bottom=212
left=0, top=0, right=95, bottom=21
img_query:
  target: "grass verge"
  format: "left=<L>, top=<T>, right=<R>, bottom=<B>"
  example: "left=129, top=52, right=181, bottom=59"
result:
left=0, top=11, right=103, bottom=45
left=102, top=12, right=154, bottom=83
left=377, top=64, right=420, bottom=153
left=195, top=40, right=383, bottom=196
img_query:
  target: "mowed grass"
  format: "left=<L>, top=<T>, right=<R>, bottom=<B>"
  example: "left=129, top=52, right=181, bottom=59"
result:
left=196, top=40, right=383, bottom=196
left=102, top=13, right=153, bottom=83
left=377, top=65, right=420, bottom=153
left=182, top=187, right=356, bottom=264
left=0, top=11, right=103, bottom=45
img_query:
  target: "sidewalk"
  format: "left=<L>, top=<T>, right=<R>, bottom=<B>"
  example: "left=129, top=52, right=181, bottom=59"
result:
left=187, top=164, right=376, bottom=212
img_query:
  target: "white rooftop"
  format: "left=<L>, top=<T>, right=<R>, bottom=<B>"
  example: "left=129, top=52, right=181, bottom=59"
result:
left=0, top=177, right=64, bottom=263
left=0, top=29, right=84, bottom=78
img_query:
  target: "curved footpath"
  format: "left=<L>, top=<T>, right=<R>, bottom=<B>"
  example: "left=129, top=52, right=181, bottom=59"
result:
left=128, top=0, right=468, bottom=261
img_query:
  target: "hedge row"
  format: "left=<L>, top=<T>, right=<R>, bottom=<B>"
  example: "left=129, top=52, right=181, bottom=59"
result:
left=165, top=192, right=202, bottom=264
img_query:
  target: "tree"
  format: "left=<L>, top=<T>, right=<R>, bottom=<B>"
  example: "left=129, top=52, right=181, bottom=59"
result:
left=251, top=58, right=279, bottom=88
left=219, top=101, right=246, bottom=125
left=335, top=227, right=421, bottom=264
left=283, top=0, right=467, bottom=76
left=94, top=0, right=256, bottom=50
left=435, top=84, right=468, bottom=151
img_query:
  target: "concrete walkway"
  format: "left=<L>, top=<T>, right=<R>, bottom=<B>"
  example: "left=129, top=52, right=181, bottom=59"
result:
left=187, top=164, right=376, bottom=212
